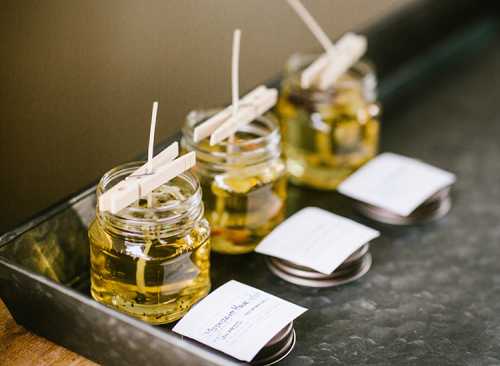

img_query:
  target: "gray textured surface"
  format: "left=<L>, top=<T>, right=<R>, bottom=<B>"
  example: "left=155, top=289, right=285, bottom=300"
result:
left=2, top=17, right=500, bottom=366
left=212, top=26, right=500, bottom=366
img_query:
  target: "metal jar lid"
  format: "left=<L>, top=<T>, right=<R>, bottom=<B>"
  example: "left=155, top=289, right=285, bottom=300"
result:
left=266, top=244, right=372, bottom=288
left=353, top=186, right=452, bottom=225
left=251, top=322, right=296, bottom=365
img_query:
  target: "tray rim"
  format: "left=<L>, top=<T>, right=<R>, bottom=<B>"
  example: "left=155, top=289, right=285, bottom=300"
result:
left=0, top=251, right=242, bottom=366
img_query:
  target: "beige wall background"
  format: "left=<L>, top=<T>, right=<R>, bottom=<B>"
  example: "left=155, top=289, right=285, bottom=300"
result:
left=0, top=0, right=414, bottom=232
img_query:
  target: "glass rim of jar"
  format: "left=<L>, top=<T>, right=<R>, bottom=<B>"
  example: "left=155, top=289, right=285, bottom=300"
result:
left=181, top=109, right=282, bottom=165
left=283, top=52, right=377, bottom=100
left=96, top=161, right=204, bottom=237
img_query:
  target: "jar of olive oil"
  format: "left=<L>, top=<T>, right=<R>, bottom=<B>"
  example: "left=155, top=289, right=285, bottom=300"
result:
left=89, top=162, right=210, bottom=324
left=277, top=53, right=380, bottom=190
left=182, top=112, right=287, bottom=255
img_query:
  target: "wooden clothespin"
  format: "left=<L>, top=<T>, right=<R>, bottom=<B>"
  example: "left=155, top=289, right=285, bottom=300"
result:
left=192, top=29, right=278, bottom=146
left=99, top=103, right=196, bottom=214
left=287, top=0, right=367, bottom=90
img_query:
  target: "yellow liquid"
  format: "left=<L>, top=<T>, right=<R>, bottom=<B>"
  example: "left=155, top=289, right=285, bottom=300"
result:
left=207, top=160, right=287, bottom=254
left=278, top=78, right=379, bottom=190
left=89, top=195, right=210, bottom=324
left=190, top=137, right=287, bottom=254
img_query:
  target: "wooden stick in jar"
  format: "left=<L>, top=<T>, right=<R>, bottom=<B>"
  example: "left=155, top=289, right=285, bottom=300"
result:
left=286, top=0, right=367, bottom=90
left=147, top=102, right=159, bottom=207
left=228, top=29, right=241, bottom=146
left=192, top=29, right=278, bottom=146
left=98, top=101, right=194, bottom=215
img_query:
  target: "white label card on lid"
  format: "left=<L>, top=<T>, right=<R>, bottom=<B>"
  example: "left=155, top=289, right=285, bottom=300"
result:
left=337, top=152, right=456, bottom=216
left=255, top=207, right=379, bottom=275
left=172, top=280, right=307, bottom=362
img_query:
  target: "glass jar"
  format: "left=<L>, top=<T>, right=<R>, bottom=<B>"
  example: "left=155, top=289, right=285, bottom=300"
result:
left=182, top=111, right=287, bottom=255
left=277, top=53, right=381, bottom=190
left=88, top=162, right=210, bottom=324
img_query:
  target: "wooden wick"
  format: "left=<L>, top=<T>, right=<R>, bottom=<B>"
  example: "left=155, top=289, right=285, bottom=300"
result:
left=138, top=101, right=158, bottom=296
left=286, top=0, right=334, bottom=53
left=228, top=29, right=241, bottom=153
left=191, top=31, right=278, bottom=146
left=147, top=101, right=159, bottom=207
left=287, top=0, right=367, bottom=90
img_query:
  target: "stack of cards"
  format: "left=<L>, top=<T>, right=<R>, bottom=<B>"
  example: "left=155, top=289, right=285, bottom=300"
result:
left=173, top=281, right=307, bottom=364
left=256, top=207, right=380, bottom=288
left=338, top=153, right=456, bottom=225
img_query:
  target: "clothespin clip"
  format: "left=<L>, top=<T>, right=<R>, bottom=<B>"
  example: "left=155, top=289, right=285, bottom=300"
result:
left=194, top=86, right=277, bottom=145
left=99, top=103, right=196, bottom=214
left=192, top=29, right=278, bottom=146
left=287, top=0, right=367, bottom=90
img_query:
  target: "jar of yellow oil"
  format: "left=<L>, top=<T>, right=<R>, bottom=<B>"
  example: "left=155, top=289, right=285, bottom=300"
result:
left=277, top=54, right=381, bottom=190
left=89, top=162, right=210, bottom=324
left=182, top=111, right=287, bottom=255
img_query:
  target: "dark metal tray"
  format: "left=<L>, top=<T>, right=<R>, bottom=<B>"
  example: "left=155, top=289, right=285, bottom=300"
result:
left=2, top=1, right=500, bottom=365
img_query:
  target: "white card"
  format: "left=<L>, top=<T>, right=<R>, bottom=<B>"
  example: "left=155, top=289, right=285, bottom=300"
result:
left=255, top=207, right=379, bottom=275
left=172, top=280, right=307, bottom=362
left=338, top=152, right=456, bottom=216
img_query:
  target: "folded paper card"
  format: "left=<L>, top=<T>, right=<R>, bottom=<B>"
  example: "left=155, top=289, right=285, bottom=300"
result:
left=172, top=280, right=307, bottom=362
left=337, top=152, right=456, bottom=216
left=255, top=207, right=379, bottom=275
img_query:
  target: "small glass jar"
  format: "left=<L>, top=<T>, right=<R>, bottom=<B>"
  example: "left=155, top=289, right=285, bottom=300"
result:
left=277, top=53, right=381, bottom=190
left=88, top=162, right=210, bottom=324
left=182, top=111, right=287, bottom=255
